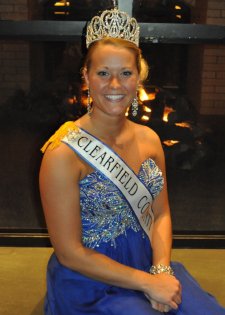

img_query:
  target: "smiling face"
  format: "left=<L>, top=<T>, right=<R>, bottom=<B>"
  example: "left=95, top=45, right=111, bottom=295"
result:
left=83, top=43, right=140, bottom=117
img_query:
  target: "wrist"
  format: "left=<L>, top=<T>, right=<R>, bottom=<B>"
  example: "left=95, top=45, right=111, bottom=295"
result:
left=134, top=269, right=155, bottom=292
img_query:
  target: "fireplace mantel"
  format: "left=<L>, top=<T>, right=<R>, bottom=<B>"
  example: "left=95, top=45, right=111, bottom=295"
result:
left=0, top=20, right=224, bottom=44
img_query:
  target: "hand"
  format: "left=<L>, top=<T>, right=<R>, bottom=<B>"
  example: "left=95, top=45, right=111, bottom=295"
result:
left=144, top=273, right=182, bottom=310
left=150, top=299, right=171, bottom=313
left=144, top=294, right=172, bottom=313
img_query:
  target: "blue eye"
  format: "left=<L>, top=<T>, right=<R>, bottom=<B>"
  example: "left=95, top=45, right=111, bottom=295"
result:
left=97, top=71, right=109, bottom=76
left=122, top=71, right=132, bottom=77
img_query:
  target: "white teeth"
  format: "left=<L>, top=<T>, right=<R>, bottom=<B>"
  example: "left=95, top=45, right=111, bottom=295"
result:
left=105, top=95, right=124, bottom=101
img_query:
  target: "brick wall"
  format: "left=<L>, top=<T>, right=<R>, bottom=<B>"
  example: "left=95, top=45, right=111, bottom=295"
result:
left=0, top=0, right=30, bottom=105
left=191, top=0, right=207, bottom=23
left=200, top=0, right=225, bottom=115
left=187, top=0, right=225, bottom=115
left=0, top=0, right=28, bottom=20
left=186, top=0, right=207, bottom=113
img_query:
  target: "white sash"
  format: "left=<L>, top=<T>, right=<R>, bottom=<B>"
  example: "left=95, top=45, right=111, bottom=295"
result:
left=63, top=128, right=154, bottom=241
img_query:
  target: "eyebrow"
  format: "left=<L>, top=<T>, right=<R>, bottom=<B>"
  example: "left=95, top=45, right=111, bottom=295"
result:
left=96, top=66, right=133, bottom=70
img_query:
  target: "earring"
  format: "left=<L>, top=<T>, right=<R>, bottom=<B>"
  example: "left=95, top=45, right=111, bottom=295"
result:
left=131, top=92, right=139, bottom=117
left=87, top=88, right=92, bottom=115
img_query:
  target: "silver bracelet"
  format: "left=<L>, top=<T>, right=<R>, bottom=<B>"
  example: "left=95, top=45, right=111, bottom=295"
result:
left=150, top=264, right=174, bottom=276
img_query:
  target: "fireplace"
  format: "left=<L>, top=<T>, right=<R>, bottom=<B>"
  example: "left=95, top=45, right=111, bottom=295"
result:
left=0, top=0, right=225, bottom=247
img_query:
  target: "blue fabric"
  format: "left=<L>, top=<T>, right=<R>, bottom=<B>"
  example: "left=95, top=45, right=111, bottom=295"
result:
left=45, top=156, right=225, bottom=315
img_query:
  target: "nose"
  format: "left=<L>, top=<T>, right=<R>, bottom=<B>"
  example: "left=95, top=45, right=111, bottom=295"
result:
left=109, top=76, right=121, bottom=89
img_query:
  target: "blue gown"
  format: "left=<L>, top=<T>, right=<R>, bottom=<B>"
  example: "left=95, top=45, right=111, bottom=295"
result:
left=44, top=136, right=225, bottom=315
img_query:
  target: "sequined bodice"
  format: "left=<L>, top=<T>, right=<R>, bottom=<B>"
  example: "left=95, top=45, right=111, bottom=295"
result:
left=79, top=158, right=164, bottom=248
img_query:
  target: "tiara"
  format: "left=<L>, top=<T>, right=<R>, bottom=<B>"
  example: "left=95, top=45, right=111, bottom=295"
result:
left=86, top=8, right=140, bottom=48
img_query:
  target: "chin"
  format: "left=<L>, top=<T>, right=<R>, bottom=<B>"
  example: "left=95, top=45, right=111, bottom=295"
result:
left=109, top=106, right=128, bottom=115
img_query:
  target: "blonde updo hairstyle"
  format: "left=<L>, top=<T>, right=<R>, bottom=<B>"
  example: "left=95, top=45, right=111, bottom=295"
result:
left=82, top=37, right=149, bottom=83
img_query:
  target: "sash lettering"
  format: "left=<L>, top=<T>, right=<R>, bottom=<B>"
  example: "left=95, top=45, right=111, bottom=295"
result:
left=63, top=128, right=154, bottom=241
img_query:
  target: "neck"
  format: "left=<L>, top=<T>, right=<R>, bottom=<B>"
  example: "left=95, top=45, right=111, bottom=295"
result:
left=85, top=109, right=129, bottom=142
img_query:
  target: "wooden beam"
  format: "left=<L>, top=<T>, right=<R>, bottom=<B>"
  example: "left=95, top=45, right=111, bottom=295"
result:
left=0, top=21, right=86, bottom=42
left=140, top=22, right=225, bottom=44
left=0, top=20, right=225, bottom=44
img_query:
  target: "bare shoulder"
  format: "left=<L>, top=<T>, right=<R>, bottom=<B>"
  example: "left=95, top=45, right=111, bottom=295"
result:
left=129, top=121, right=164, bottom=165
left=40, top=142, right=81, bottom=182
left=132, top=122, right=161, bottom=146
left=42, top=142, right=75, bottom=165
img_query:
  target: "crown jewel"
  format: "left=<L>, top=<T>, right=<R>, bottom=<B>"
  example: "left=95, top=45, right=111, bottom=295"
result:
left=86, top=8, right=140, bottom=48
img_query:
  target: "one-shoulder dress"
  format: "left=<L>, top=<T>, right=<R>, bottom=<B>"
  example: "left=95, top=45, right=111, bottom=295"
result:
left=44, top=127, right=225, bottom=315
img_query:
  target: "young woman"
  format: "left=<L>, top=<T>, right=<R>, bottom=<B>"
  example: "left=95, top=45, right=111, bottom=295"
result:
left=39, top=8, right=225, bottom=315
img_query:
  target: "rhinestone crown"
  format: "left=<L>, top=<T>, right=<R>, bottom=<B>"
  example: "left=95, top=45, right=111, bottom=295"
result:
left=86, top=8, right=140, bottom=48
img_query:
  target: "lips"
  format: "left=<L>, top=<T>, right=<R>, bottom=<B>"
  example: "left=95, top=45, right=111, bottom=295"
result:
left=105, top=94, right=124, bottom=101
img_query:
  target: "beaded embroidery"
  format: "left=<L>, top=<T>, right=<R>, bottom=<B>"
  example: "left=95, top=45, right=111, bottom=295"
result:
left=139, top=159, right=164, bottom=199
left=79, top=158, right=164, bottom=249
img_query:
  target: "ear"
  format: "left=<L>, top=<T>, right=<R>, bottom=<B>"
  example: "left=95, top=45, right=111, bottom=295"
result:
left=83, top=67, right=89, bottom=86
left=137, top=75, right=141, bottom=86
left=137, top=81, right=141, bottom=93
left=135, top=74, right=140, bottom=89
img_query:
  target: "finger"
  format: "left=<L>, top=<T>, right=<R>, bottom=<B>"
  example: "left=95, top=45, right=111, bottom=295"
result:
left=169, top=300, right=179, bottom=310
left=174, top=278, right=182, bottom=294
left=151, top=300, right=170, bottom=313
left=157, top=303, right=171, bottom=313
left=150, top=300, right=162, bottom=312
left=176, top=297, right=182, bottom=304
left=178, top=283, right=182, bottom=293
left=150, top=299, right=158, bottom=310
left=163, top=305, right=171, bottom=313
left=157, top=303, right=164, bottom=312
left=180, top=284, right=182, bottom=296
left=144, top=293, right=151, bottom=301
left=174, top=289, right=182, bottom=304
left=173, top=293, right=182, bottom=305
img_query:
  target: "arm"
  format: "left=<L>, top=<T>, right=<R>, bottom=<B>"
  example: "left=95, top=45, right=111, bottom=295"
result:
left=151, top=134, right=172, bottom=266
left=39, top=143, right=180, bottom=310
left=144, top=131, right=181, bottom=312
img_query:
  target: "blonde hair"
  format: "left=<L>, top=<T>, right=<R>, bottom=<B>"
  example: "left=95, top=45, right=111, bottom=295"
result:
left=83, top=38, right=149, bottom=82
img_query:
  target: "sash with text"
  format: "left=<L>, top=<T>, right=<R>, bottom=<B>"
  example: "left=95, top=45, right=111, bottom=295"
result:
left=63, top=128, right=154, bottom=241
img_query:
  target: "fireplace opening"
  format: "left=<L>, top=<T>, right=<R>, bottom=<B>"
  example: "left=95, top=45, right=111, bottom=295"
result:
left=0, top=0, right=225, bottom=239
